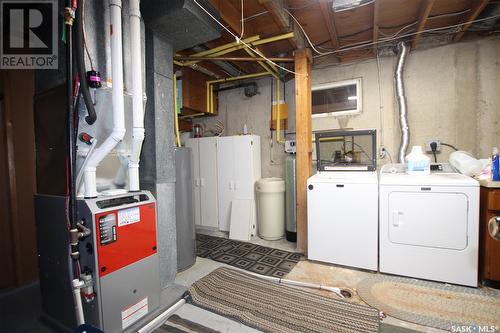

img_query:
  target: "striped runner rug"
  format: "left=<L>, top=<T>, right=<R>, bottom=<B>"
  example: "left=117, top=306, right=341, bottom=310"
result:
left=186, top=267, right=380, bottom=333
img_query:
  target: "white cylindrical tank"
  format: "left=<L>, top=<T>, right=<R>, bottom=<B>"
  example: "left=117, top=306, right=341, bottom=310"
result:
left=255, top=178, right=285, bottom=240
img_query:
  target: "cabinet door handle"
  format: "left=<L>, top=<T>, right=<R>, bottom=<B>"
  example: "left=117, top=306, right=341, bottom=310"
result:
left=234, top=181, right=238, bottom=190
left=195, top=179, right=200, bottom=187
left=229, top=181, right=233, bottom=190
left=200, top=178, right=205, bottom=187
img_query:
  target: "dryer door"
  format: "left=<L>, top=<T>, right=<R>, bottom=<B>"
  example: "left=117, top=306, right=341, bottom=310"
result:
left=388, top=191, right=468, bottom=250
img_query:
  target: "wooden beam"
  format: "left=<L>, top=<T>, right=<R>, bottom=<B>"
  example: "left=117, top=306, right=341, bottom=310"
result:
left=411, top=0, right=435, bottom=49
left=319, top=0, right=340, bottom=49
left=372, top=0, right=380, bottom=50
left=203, top=2, right=260, bottom=74
left=294, top=48, right=312, bottom=254
left=258, top=0, right=305, bottom=49
left=453, top=0, right=490, bottom=42
left=208, top=0, right=251, bottom=37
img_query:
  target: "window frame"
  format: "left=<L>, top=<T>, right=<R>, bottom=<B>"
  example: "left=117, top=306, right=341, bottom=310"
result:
left=311, top=78, right=363, bottom=118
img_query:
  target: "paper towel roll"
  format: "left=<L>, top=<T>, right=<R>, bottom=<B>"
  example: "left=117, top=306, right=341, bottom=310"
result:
left=488, top=216, right=500, bottom=241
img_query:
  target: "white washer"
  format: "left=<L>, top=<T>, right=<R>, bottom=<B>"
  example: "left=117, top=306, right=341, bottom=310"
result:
left=307, top=171, right=378, bottom=270
left=379, top=164, right=479, bottom=287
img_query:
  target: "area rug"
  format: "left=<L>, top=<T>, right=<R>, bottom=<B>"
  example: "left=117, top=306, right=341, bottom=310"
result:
left=186, top=267, right=380, bottom=333
left=357, top=274, right=500, bottom=331
left=196, top=234, right=303, bottom=278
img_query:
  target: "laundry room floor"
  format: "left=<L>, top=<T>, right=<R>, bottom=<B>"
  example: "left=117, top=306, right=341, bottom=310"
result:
left=174, top=257, right=446, bottom=333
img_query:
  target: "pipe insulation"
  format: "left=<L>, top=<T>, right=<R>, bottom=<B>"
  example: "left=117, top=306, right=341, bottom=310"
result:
left=128, top=0, right=145, bottom=192
left=394, top=41, right=410, bottom=164
left=83, top=0, right=126, bottom=198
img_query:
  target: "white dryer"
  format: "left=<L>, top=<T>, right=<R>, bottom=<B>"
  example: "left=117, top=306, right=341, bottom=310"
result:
left=379, top=164, right=479, bottom=287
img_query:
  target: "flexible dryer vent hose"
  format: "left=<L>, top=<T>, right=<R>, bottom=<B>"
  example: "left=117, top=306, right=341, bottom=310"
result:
left=394, top=41, right=410, bottom=164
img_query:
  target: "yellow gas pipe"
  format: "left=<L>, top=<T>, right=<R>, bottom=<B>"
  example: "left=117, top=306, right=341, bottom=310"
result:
left=173, top=74, right=181, bottom=147
left=206, top=72, right=272, bottom=114
left=275, top=78, right=285, bottom=144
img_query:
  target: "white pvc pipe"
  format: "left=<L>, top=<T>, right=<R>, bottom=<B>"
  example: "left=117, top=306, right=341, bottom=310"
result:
left=128, top=0, right=145, bottom=192
left=83, top=0, right=126, bottom=198
left=76, top=138, right=97, bottom=195
left=72, top=279, right=85, bottom=326
left=136, top=298, right=186, bottom=333
left=245, top=271, right=347, bottom=298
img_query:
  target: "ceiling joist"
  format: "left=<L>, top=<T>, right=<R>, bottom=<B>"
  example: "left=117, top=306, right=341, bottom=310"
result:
left=411, top=0, right=436, bottom=49
left=453, top=0, right=491, bottom=42
left=372, top=0, right=380, bottom=50
left=257, top=0, right=306, bottom=49
left=319, top=0, right=340, bottom=50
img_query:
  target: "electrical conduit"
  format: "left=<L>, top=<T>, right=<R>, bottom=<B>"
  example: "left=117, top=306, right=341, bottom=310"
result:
left=83, top=0, right=126, bottom=198
left=128, top=0, right=145, bottom=191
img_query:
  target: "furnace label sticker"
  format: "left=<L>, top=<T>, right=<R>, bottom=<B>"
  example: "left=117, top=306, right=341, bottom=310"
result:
left=121, top=297, right=148, bottom=329
left=118, top=207, right=141, bottom=227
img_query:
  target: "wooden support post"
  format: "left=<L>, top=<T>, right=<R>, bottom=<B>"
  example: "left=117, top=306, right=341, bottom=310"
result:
left=294, top=49, right=312, bottom=254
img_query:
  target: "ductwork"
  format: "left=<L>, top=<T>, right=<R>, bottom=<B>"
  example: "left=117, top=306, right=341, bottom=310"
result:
left=84, top=0, right=126, bottom=198
left=140, top=0, right=222, bottom=51
left=128, top=0, right=144, bottom=192
left=394, top=41, right=410, bottom=164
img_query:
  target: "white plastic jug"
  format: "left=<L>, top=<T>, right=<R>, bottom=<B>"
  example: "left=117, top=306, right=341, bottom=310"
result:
left=406, top=146, right=430, bottom=175
left=449, top=151, right=483, bottom=176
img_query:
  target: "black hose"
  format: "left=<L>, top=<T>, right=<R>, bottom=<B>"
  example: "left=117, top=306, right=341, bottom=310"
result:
left=74, top=0, right=97, bottom=125
left=66, top=4, right=77, bottom=230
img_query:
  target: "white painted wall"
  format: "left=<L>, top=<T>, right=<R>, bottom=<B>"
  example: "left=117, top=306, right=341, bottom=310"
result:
left=195, top=36, right=500, bottom=178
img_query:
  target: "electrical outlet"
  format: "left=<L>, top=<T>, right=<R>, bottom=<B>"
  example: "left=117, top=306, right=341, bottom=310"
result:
left=425, top=139, right=441, bottom=153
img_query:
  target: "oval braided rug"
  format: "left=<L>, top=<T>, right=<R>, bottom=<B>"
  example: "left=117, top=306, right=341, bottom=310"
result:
left=357, top=275, right=500, bottom=331
left=187, top=267, right=380, bottom=333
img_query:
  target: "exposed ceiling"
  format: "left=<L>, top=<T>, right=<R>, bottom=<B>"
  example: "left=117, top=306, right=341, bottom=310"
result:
left=175, top=0, right=500, bottom=78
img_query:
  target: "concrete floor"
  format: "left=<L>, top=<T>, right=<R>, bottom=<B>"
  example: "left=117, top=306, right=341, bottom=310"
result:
left=0, top=232, right=475, bottom=333
left=175, top=233, right=446, bottom=333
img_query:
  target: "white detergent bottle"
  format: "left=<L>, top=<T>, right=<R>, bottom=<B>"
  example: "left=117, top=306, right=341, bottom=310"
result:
left=406, top=145, right=431, bottom=175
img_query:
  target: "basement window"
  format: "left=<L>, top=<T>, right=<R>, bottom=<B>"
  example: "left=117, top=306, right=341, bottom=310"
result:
left=312, top=78, right=362, bottom=118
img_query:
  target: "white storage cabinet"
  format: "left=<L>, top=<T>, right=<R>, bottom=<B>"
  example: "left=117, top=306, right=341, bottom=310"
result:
left=217, top=135, right=261, bottom=232
left=185, top=137, right=219, bottom=229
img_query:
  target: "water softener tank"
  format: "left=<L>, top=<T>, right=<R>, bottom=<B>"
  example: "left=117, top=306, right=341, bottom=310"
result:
left=285, top=155, right=297, bottom=242
left=175, top=147, right=196, bottom=271
left=256, top=178, right=285, bottom=240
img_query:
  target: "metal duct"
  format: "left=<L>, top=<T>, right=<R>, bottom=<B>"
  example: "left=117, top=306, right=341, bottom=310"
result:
left=394, top=41, right=410, bottom=164
left=140, top=0, right=222, bottom=52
